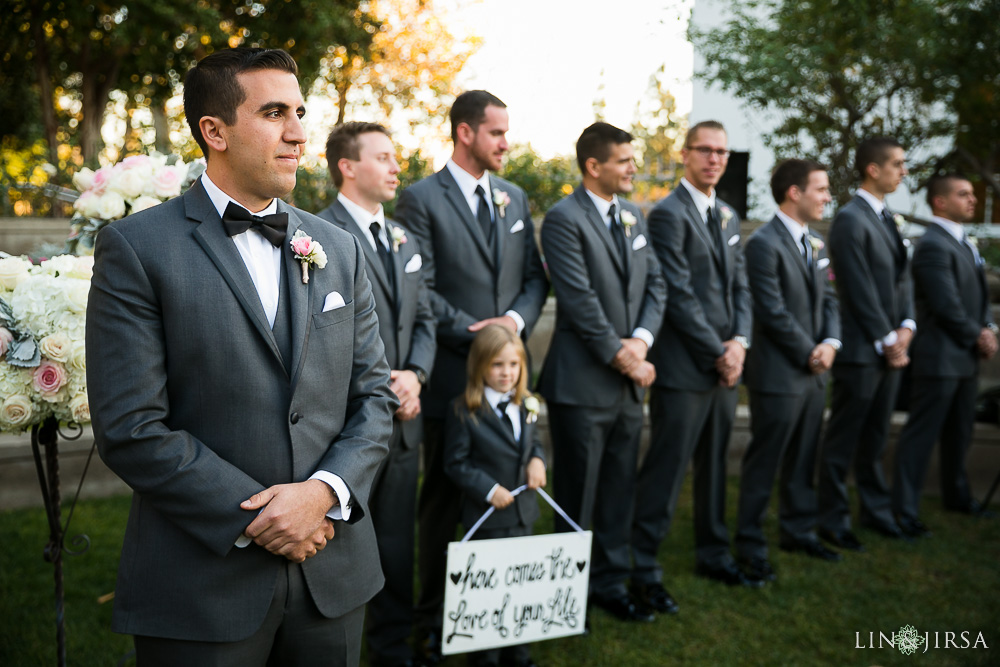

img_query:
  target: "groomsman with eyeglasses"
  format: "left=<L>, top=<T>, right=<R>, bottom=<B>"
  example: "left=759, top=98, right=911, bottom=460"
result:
left=817, top=137, right=914, bottom=551
left=633, top=120, right=756, bottom=607
left=891, top=174, right=996, bottom=535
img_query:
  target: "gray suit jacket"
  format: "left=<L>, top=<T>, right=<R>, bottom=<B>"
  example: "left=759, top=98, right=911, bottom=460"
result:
left=827, top=194, right=914, bottom=366
left=537, top=187, right=666, bottom=406
left=910, top=223, right=993, bottom=378
left=87, top=180, right=397, bottom=642
left=743, top=216, right=841, bottom=395
left=395, top=168, right=548, bottom=417
left=317, top=200, right=436, bottom=448
left=444, top=398, right=545, bottom=531
left=648, top=186, right=752, bottom=391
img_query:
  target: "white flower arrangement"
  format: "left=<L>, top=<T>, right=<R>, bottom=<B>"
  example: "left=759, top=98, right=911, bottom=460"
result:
left=0, top=255, right=93, bottom=432
left=620, top=210, right=638, bottom=237
left=66, top=153, right=204, bottom=255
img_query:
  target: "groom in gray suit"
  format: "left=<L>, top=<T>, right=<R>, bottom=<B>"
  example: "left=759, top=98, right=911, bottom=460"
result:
left=394, top=90, right=548, bottom=660
left=538, top=122, right=666, bottom=623
left=736, top=159, right=843, bottom=582
left=817, top=137, right=913, bottom=551
left=892, top=174, right=996, bottom=535
left=633, top=121, right=755, bottom=598
left=87, top=49, right=396, bottom=666
left=317, top=121, right=436, bottom=667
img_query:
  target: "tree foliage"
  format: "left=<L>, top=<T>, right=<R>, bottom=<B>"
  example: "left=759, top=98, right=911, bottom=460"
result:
left=690, top=0, right=998, bottom=206
left=501, top=145, right=577, bottom=219
left=629, top=66, right=687, bottom=205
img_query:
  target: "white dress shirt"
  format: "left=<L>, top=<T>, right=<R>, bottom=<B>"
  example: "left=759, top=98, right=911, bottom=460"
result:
left=445, top=159, right=526, bottom=335
left=854, top=188, right=916, bottom=353
left=200, top=175, right=353, bottom=545
left=680, top=177, right=717, bottom=223
left=483, top=386, right=521, bottom=502
left=338, top=192, right=389, bottom=252
left=584, top=188, right=654, bottom=349
left=931, top=215, right=982, bottom=262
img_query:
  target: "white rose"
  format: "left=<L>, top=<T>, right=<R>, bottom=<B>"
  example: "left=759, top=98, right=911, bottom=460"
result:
left=130, top=195, right=162, bottom=214
left=0, top=395, right=34, bottom=428
left=69, top=392, right=91, bottom=424
left=73, top=191, right=101, bottom=218
left=97, top=191, right=127, bottom=220
left=0, top=256, right=33, bottom=291
left=72, top=167, right=96, bottom=192
left=152, top=163, right=185, bottom=198
left=111, top=167, right=149, bottom=200
left=69, top=340, right=87, bottom=373
left=39, top=332, right=73, bottom=362
left=63, top=279, right=90, bottom=313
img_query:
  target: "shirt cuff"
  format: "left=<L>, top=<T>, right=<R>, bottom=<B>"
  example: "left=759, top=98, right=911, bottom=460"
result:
left=486, top=483, right=500, bottom=502
left=309, top=471, right=353, bottom=521
left=235, top=509, right=264, bottom=548
left=821, top=338, right=842, bottom=351
left=505, top=310, right=525, bottom=336
left=631, top=327, right=654, bottom=350
left=874, top=328, right=898, bottom=355
left=900, top=319, right=916, bottom=333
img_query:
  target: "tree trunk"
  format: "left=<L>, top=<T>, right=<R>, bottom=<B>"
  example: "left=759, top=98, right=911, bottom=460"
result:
left=78, top=41, right=120, bottom=164
left=152, top=101, right=170, bottom=154
left=30, top=6, right=58, bottom=166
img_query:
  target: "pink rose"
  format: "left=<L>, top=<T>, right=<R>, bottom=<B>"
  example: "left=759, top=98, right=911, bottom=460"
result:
left=32, top=360, right=68, bottom=397
left=0, top=327, right=12, bottom=356
left=121, top=154, right=152, bottom=170
left=91, top=166, right=113, bottom=195
left=152, top=165, right=184, bottom=198
left=291, top=236, right=314, bottom=256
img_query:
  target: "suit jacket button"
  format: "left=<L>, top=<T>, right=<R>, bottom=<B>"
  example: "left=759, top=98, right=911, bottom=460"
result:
left=290, top=412, right=300, bottom=424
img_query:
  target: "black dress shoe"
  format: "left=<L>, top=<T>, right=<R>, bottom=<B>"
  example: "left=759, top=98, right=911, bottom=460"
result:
left=896, top=516, right=932, bottom=538
left=818, top=528, right=865, bottom=552
left=859, top=519, right=910, bottom=541
left=779, top=538, right=843, bottom=562
left=695, top=561, right=764, bottom=588
left=630, top=582, right=679, bottom=614
left=738, top=556, right=777, bottom=583
left=591, top=593, right=656, bottom=622
left=945, top=499, right=994, bottom=517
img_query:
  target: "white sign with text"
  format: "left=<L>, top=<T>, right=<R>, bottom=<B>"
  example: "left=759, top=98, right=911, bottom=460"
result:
left=441, top=531, right=592, bottom=655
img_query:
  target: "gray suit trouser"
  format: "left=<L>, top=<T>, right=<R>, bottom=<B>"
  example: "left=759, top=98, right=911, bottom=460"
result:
left=632, top=385, right=738, bottom=581
left=549, top=390, right=642, bottom=599
left=736, top=387, right=825, bottom=559
left=818, top=363, right=901, bottom=532
left=892, top=375, right=977, bottom=520
left=134, top=562, right=364, bottom=666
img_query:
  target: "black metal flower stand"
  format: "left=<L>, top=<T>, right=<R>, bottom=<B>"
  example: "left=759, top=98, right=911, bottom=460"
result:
left=30, top=417, right=94, bottom=667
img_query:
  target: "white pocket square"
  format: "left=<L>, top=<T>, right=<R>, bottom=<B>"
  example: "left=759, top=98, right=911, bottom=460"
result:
left=631, top=234, right=647, bottom=251
left=509, top=219, right=525, bottom=234
left=404, top=254, right=422, bottom=273
left=323, top=291, right=346, bottom=312
left=817, top=257, right=830, bottom=270
left=727, top=234, right=741, bottom=246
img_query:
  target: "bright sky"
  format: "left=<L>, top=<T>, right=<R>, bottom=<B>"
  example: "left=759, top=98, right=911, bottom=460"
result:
left=423, top=0, right=693, bottom=164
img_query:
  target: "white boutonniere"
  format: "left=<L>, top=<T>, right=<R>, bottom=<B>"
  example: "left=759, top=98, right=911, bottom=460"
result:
left=493, top=189, right=511, bottom=218
left=290, top=230, right=327, bottom=284
left=968, top=235, right=979, bottom=248
left=720, top=206, right=734, bottom=230
left=893, top=213, right=906, bottom=229
left=390, top=226, right=407, bottom=253
left=523, top=395, right=540, bottom=424
left=620, top=210, right=637, bottom=238
left=808, top=236, right=824, bottom=252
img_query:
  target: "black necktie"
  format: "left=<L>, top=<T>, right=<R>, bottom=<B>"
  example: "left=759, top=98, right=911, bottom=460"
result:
left=475, top=184, right=493, bottom=247
left=609, top=203, right=628, bottom=264
left=800, top=234, right=812, bottom=268
left=370, top=221, right=395, bottom=285
left=496, top=400, right=515, bottom=438
left=707, top=206, right=724, bottom=255
left=222, top=201, right=288, bottom=247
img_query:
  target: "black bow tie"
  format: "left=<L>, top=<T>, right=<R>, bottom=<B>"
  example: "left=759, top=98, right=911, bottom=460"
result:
left=222, top=202, right=288, bottom=247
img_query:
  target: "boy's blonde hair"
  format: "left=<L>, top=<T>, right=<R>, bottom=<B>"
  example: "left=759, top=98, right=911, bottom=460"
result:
left=464, top=324, right=529, bottom=413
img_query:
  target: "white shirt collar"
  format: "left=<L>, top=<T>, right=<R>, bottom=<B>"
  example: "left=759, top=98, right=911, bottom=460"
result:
left=584, top=188, right=621, bottom=226
left=337, top=192, right=387, bottom=250
left=775, top=210, right=808, bottom=242
left=931, top=215, right=965, bottom=242
left=856, top=188, right=886, bottom=216
left=447, top=159, right=491, bottom=196
left=200, top=173, right=278, bottom=219
left=680, top=177, right=716, bottom=222
left=483, top=385, right=514, bottom=411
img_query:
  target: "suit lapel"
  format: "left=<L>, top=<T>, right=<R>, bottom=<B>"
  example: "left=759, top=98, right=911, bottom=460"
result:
left=773, top=217, right=812, bottom=285
left=678, top=187, right=721, bottom=267
left=326, top=201, right=392, bottom=295
left=278, top=203, right=314, bottom=390
left=437, top=169, right=495, bottom=269
left=859, top=197, right=902, bottom=262
left=188, top=183, right=285, bottom=368
left=576, top=187, right=625, bottom=275
left=386, top=219, right=405, bottom=316
left=481, top=403, right=519, bottom=449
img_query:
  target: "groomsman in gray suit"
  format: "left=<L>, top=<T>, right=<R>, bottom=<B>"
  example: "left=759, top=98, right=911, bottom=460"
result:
left=538, top=122, right=667, bottom=622
left=633, top=120, right=755, bottom=597
left=892, top=174, right=997, bottom=535
left=394, top=90, right=548, bottom=660
left=818, top=137, right=913, bottom=551
left=736, top=159, right=843, bottom=583
left=317, top=121, right=436, bottom=667
left=87, top=49, right=396, bottom=665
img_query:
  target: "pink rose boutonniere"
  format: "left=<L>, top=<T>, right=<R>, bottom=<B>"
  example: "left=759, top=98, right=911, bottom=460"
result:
left=808, top=236, right=824, bottom=253
left=390, top=226, right=407, bottom=253
left=493, top=189, right=511, bottom=218
left=290, top=230, right=328, bottom=284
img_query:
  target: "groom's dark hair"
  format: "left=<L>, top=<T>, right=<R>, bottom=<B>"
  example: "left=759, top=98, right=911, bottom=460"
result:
left=855, top=137, right=902, bottom=182
left=771, top=158, right=826, bottom=204
left=450, top=90, right=506, bottom=143
left=184, top=48, right=299, bottom=156
left=576, top=122, right=633, bottom=172
left=325, top=122, right=392, bottom=187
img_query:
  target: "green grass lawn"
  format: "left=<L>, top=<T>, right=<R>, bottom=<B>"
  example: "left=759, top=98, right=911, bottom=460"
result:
left=2, top=478, right=997, bottom=666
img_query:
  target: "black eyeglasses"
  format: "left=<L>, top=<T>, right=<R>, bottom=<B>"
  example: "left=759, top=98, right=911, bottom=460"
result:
left=689, top=146, right=731, bottom=158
